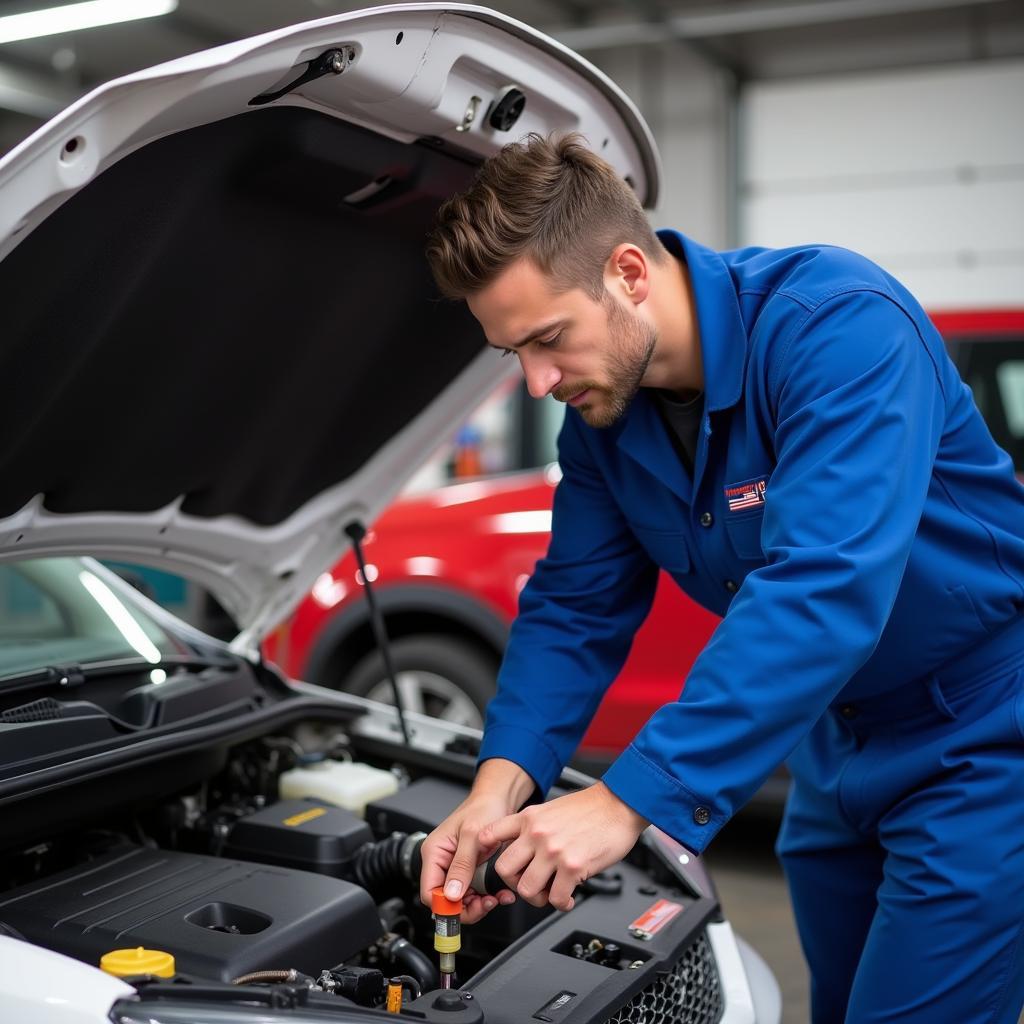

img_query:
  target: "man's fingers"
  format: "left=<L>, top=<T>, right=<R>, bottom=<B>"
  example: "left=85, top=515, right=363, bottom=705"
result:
left=460, top=893, right=498, bottom=925
left=443, top=828, right=485, bottom=901
left=521, top=884, right=553, bottom=908
left=478, top=813, right=525, bottom=847
left=419, top=834, right=455, bottom=908
left=494, top=838, right=533, bottom=888
left=516, top=855, right=557, bottom=908
left=548, top=861, right=585, bottom=912
left=461, top=889, right=515, bottom=922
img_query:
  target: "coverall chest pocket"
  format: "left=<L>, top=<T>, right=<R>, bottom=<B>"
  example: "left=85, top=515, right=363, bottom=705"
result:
left=631, top=526, right=691, bottom=575
left=724, top=509, right=766, bottom=561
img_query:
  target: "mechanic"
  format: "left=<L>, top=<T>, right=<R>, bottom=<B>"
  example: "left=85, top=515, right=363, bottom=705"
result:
left=418, top=133, right=1024, bottom=1024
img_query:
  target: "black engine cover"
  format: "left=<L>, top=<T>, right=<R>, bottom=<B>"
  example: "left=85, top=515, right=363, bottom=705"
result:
left=0, top=844, right=381, bottom=981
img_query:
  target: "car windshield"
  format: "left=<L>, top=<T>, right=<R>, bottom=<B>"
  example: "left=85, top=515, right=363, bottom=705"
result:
left=954, top=337, right=1024, bottom=469
left=401, top=381, right=565, bottom=494
left=0, top=557, right=190, bottom=682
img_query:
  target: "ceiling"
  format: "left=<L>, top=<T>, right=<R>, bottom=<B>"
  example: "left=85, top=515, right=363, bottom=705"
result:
left=0, top=0, right=1022, bottom=153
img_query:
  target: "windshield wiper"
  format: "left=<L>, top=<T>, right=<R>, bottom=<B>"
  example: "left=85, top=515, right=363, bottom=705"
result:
left=0, top=664, right=88, bottom=695
left=0, top=654, right=237, bottom=697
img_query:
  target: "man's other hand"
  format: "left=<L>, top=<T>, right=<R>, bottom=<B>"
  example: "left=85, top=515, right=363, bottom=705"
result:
left=478, top=782, right=649, bottom=912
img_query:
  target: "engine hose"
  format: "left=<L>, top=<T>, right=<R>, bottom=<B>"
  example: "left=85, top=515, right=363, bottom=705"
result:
left=380, top=933, right=439, bottom=993
left=389, top=973, right=423, bottom=1000
left=357, top=832, right=512, bottom=899
left=351, top=832, right=425, bottom=899
left=232, top=969, right=299, bottom=985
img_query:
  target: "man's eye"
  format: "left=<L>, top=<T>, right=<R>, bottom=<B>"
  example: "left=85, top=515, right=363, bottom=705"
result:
left=499, top=348, right=515, bottom=359
left=539, top=333, right=561, bottom=347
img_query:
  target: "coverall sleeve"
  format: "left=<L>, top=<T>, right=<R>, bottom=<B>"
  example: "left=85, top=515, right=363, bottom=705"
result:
left=477, top=410, right=660, bottom=794
left=602, top=290, right=947, bottom=853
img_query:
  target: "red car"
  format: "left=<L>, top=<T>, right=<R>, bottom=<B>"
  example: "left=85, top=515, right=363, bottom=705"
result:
left=266, top=309, right=1024, bottom=775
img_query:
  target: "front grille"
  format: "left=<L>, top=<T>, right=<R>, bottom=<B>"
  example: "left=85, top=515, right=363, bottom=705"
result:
left=604, top=933, right=724, bottom=1024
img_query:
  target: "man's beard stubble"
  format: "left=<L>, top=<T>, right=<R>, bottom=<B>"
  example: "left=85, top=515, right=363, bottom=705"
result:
left=558, top=294, right=657, bottom=429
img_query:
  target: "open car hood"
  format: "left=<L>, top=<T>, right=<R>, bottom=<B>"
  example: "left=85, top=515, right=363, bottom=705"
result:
left=0, top=4, right=659, bottom=647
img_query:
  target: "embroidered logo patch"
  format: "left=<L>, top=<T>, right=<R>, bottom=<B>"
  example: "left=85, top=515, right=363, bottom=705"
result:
left=724, top=477, right=767, bottom=512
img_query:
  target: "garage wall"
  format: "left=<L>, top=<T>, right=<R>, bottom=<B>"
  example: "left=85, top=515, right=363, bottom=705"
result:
left=594, top=44, right=731, bottom=249
left=739, top=59, right=1024, bottom=311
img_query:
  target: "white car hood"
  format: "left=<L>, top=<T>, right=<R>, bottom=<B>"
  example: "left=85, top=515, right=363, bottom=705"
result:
left=0, top=4, right=659, bottom=648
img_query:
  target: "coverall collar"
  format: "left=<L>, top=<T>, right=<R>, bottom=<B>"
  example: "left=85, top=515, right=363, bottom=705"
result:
left=655, top=229, right=747, bottom=414
left=614, top=231, right=748, bottom=503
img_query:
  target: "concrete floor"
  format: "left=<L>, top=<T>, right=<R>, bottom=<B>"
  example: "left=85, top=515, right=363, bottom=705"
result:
left=703, top=813, right=809, bottom=1024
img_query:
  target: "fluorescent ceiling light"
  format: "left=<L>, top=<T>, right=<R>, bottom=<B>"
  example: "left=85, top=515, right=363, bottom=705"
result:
left=79, top=569, right=163, bottom=664
left=0, top=64, right=72, bottom=116
left=0, top=0, right=178, bottom=45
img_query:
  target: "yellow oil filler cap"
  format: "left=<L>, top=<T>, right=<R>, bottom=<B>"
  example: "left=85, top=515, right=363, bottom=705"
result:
left=100, top=946, right=176, bottom=978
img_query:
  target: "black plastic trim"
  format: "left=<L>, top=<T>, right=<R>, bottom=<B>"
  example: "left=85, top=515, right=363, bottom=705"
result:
left=0, top=691, right=358, bottom=805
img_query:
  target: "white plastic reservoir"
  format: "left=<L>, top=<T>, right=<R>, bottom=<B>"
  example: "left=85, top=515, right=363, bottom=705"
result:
left=278, top=759, right=400, bottom=816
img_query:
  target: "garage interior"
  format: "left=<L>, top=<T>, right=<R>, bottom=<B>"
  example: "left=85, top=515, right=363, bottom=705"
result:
left=1, top=3, right=1022, bottom=1022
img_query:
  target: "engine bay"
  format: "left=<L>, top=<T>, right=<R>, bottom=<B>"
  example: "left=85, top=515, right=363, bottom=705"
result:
left=0, top=721, right=726, bottom=1024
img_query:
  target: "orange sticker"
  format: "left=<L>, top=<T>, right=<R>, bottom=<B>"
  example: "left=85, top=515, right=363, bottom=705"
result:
left=282, top=807, right=327, bottom=827
left=628, top=899, right=684, bottom=937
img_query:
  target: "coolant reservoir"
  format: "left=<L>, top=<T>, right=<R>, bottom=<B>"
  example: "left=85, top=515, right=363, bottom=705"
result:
left=278, top=759, right=399, bottom=816
left=100, top=947, right=175, bottom=978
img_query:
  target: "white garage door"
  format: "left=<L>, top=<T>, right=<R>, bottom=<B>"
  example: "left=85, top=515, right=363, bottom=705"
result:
left=740, top=60, right=1024, bottom=311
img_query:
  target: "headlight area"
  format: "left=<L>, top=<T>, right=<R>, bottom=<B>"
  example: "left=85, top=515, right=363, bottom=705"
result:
left=0, top=730, right=737, bottom=1024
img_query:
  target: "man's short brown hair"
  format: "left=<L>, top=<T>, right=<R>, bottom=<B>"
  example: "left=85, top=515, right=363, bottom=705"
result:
left=426, top=132, right=666, bottom=301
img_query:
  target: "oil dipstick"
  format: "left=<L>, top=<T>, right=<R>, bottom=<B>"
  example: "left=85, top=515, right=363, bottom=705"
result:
left=431, top=887, right=462, bottom=989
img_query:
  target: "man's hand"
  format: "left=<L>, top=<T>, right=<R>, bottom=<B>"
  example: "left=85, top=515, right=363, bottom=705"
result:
left=479, top=782, right=649, bottom=912
left=419, top=759, right=534, bottom=924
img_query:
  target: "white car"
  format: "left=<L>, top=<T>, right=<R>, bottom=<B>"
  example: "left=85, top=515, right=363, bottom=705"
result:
left=0, top=7, right=780, bottom=1023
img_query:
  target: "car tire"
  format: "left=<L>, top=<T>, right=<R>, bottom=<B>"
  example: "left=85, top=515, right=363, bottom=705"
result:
left=342, top=635, right=496, bottom=729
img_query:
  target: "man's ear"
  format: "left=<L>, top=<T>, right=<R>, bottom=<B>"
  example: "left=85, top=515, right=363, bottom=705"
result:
left=605, top=243, right=650, bottom=306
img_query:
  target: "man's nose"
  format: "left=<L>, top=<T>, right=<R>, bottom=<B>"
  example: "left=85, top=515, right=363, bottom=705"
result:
left=521, top=354, right=561, bottom=399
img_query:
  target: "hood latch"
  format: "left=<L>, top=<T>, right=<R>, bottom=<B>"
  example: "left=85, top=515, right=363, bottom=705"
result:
left=250, top=46, right=356, bottom=106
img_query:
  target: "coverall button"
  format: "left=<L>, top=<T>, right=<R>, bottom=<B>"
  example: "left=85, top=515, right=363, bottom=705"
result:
left=724, top=579, right=738, bottom=593
left=700, top=512, right=714, bottom=527
left=840, top=704, right=859, bottom=719
left=693, top=806, right=711, bottom=826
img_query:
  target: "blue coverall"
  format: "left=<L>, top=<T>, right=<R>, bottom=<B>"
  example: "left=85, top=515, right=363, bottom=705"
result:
left=478, top=230, right=1024, bottom=1023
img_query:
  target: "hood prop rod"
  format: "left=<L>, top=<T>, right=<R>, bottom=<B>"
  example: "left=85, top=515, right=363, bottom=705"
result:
left=345, top=521, right=412, bottom=746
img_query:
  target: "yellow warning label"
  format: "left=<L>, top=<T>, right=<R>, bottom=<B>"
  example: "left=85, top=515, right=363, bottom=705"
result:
left=282, top=807, right=327, bottom=827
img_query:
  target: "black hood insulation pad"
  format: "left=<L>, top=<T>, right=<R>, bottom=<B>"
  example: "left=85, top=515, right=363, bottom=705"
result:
left=0, top=107, right=482, bottom=526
